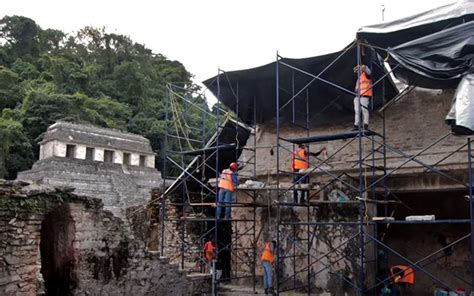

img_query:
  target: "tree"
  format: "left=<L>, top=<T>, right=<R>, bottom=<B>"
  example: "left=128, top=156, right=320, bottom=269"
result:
left=0, top=66, right=21, bottom=109
left=0, top=16, right=40, bottom=60
left=22, top=91, right=132, bottom=141
left=39, top=29, right=66, bottom=54
left=11, top=58, right=40, bottom=80
left=0, top=16, right=212, bottom=178
left=0, top=115, right=33, bottom=179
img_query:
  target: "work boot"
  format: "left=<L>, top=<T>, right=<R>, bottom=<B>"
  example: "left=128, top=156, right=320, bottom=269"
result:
left=264, top=288, right=268, bottom=295
left=352, top=125, right=358, bottom=131
left=364, top=124, right=369, bottom=130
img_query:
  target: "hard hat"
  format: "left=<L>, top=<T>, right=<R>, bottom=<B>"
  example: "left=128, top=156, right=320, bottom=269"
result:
left=230, top=162, right=238, bottom=170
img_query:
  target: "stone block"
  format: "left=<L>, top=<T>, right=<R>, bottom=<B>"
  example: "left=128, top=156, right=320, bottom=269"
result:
left=17, top=265, right=35, bottom=275
left=0, top=274, right=21, bottom=285
left=3, top=255, right=20, bottom=265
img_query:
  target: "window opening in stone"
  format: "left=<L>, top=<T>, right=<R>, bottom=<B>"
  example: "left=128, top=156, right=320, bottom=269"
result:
left=66, top=144, right=76, bottom=158
left=40, top=205, right=78, bottom=295
left=123, top=153, right=131, bottom=165
left=86, top=147, right=94, bottom=161
left=104, top=150, right=114, bottom=163
left=139, top=155, right=146, bottom=167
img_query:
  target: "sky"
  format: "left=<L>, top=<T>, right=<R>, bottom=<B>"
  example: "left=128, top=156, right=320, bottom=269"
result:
left=3, top=0, right=455, bottom=102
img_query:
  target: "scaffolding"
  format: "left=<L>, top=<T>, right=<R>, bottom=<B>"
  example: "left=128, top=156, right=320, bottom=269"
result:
left=159, top=78, right=261, bottom=294
left=273, top=41, right=474, bottom=295
left=158, top=40, right=474, bottom=296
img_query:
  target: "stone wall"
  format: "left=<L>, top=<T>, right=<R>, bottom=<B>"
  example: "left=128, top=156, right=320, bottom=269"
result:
left=239, top=88, right=468, bottom=189
left=232, top=87, right=471, bottom=294
left=147, top=189, right=207, bottom=272
left=0, top=180, right=210, bottom=296
left=232, top=182, right=362, bottom=293
left=17, top=157, right=162, bottom=218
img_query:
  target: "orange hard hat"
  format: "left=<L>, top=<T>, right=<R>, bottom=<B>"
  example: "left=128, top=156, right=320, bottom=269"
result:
left=230, top=162, right=238, bottom=170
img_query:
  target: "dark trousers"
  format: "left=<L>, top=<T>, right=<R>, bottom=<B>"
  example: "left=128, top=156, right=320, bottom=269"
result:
left=293, top=170, right=309, bottom=203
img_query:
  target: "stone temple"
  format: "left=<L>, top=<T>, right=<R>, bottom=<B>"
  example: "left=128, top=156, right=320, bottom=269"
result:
left=17, top=121, right=163, bottom=218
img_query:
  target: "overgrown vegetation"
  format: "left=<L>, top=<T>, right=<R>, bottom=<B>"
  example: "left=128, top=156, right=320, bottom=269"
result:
left=0, top=15, right=212, bottom=179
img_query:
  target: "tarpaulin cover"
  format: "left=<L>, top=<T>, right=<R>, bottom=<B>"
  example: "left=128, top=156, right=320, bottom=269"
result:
left=203, top=44, right=399, bottom=125
left=358, top=0, right=474, bottom=88
left=446, top=73, right=474, bottom=134
left=358, top=0, right=474, bottom=134
left=203, top=0, right=474, bottom=130
left=358, top=0, right=474, bottom=48
left=387, top=21, right=474, bottom=89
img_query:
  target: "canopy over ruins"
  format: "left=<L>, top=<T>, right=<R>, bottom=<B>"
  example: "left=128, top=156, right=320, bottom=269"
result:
left=202, top=45, right=399, bottom=125
left=358, top=0, right=474, bottom=89
left=203, top=0, right=474, bottom=133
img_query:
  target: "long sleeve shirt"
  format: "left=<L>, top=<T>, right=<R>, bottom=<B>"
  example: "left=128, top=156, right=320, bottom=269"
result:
left=231, top=172, right=239, bottom=186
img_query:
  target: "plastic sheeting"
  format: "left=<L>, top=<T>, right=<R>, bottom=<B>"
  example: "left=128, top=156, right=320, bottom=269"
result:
left=358, top=0, right=474, bottom=48
left=360, top=0, right=474, bottom=134
left=202, top=1, right=474, bottom=132
left=446, top=74, right=474, bottom=134
left=203, top=44, right=399, bottom=125
left=387, top=21, right=474, bottom=89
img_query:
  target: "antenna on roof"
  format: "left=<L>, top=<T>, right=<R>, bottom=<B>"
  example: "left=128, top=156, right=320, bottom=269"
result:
left=382, top=4, right=386, bottom=21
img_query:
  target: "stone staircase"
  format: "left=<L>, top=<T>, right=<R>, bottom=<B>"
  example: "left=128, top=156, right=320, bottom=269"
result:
left=147, top=251, right=212, bottom=295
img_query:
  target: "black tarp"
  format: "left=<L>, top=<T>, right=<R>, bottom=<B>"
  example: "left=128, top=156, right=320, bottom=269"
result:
left=203, top=44, right=399, bottom=125
left=387, top=21, right=474, bottom=89
left=358, top=0, right=474, bottom=49
left=358, top=0, right=474, bottom=133
left=203, top=0, right=474, bottom=129
left=358, top=0, right=474, bottom=89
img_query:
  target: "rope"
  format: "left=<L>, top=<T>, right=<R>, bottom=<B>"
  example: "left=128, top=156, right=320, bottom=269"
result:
left=170, top=93, right=194, bottom=150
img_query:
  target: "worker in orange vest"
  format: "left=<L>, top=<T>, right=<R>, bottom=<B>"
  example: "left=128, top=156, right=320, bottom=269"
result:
left=216, top=162, right=239, bottom=219
left=291, top=144, right=327, bottom=203
left=353, top=64, right=373, bottom=131
left=390, top=265, right=415, bottom=295
left=261, top=240, right=276, bottom=295
left=203, top=237, right=216, bottom=274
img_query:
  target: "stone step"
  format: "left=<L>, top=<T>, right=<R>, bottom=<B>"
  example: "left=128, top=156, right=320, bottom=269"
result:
left=217, top=285, right=309, bottom=296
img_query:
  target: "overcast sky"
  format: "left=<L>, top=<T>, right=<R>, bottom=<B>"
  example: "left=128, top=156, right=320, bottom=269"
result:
left=3, top=0, right=454, bottom=101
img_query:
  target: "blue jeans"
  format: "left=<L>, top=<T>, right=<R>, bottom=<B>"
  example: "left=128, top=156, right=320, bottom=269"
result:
left=216, top=189, right=233, bottom=219
left=263, top=261, right=273, bottom=290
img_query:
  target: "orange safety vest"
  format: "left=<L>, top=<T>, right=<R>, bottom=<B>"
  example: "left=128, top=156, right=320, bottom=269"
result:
left=218, top=168, right=235, bottom=192
left=390, top=265, right=415, bottom=285
left=261, top=243, right=274, bottom=262
left=291, top=148, right=309, bottom=171
left=203, top=241, right=215, bottom=261
left=355, top=71, right=373, bottom=97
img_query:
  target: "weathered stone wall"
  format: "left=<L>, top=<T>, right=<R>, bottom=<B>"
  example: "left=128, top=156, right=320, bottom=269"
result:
left=383, top=223, right=471, bottom=296
left=17, top=157, right=162, bottom=218
left=232, top=87, right=471, bottom=293
left=233, top=183, right=362, bottom=293
left=239, top=88, right=468, bottom=189
left=147, top=189, right=207, bottom=272
left=0, top=180, right=210, bottom=296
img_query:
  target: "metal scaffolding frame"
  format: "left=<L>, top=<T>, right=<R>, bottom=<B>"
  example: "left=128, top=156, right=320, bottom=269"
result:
left=159, top=79, right=261, bottom=295
left=273, top=41, right=474, bottom=295
left=157, top=42, right=473, bottom=296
